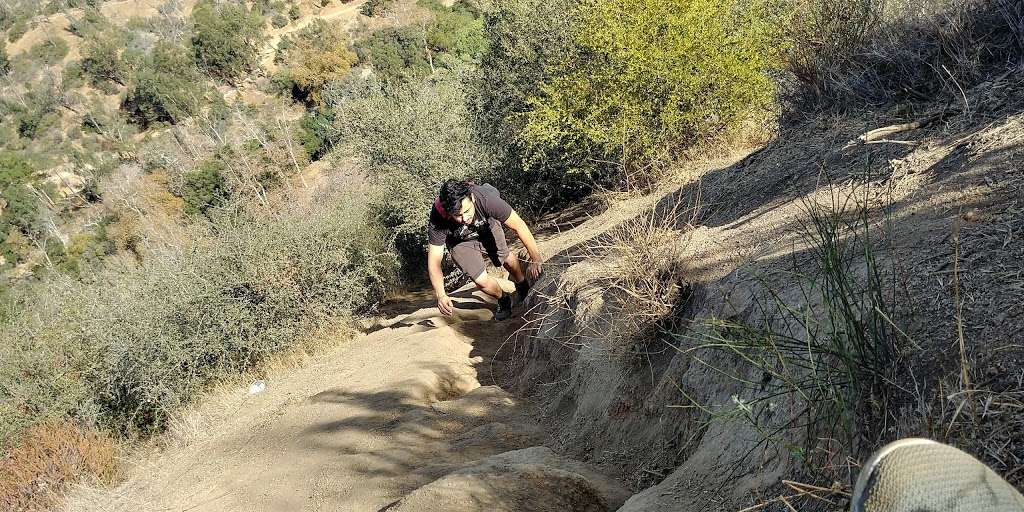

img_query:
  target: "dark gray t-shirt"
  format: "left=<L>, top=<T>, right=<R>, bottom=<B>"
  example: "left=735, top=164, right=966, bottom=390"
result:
left=427, top=183, right=513, bottom=246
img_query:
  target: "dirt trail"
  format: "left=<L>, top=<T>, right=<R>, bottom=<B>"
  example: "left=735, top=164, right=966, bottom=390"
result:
left=62, top=282, right=628, bottom=512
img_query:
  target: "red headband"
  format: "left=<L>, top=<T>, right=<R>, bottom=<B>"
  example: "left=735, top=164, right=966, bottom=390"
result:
left=434, top=198, right=452, bottom=219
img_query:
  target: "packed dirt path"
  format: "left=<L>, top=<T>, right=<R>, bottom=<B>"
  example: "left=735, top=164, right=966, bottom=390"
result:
left=64, top=283, right=629, bottom=512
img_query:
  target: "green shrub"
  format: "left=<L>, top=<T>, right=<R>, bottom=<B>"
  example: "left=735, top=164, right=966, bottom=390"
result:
left=360, top=0, right=396, bottom=16
left=81, top=31, right=129, bottom=85
left=67, top=6, right=108, bottom=37
left=526, top=0, right=785, bottom=178
left=190, top=0, right=264, bottom=82
left=471, top=0, right=582, bottom=210
left=272, top=13, right=288, bottom=28
left=354, top=27, right=432, bottom=84
left=27, top=37, right=70, bottom=66
left=278, top=20, right=357, bottom=106
left=0, top=194, right=396, bottom=449
left=122, top=41, right=207, bottom=127
left=426, top=8, right=486, bottom=60
left=0, top=151, right=33, bottom=188
left=297, top=108, right=337, bottom=160
left=288, top=4, right=301, bottom=20
left=50, top=228, right=116, bottom=277
left=0, top=184, right=42, bottom=237
left=331, top=72, right=492, bottom=270
left=0, top=40, right=9, bottom=76
left=180, top=159, right=229, bottom=216
left=7, top=19, right=27, bottom=43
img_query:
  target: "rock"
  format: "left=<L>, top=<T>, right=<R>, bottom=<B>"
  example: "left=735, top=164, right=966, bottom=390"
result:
left=385, top=447, right=631, bottom=512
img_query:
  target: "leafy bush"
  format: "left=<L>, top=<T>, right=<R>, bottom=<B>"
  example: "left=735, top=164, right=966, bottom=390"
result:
left=522, top=0, right=786, bottom=190
left=0, top=151, right=33, bottom=189
left=67, top=6, right=108, bottom=37
left=180, top=159, right=228, bottom=216
left=81, top=31, right=129, bottom=85
left=190, top=0, right=264, bottom=82
left=0, top=184, right=42, bottom=237
left=472, top=0, right=586, bottom=210
left=297, top=108, right=338, bottom=160
left=27, top=37, right=69, bottom=66
left=360, top=0, right=396, bottom=16
left=7, top=19, right=27, bottom=43
left=354, top=27, right=432, bottom=84
left=278, top=20, right=357, bottom=106
left=426, top=7, right=487, bottom=60
left=122, top=41, right=207, bottom=127
left=0, top=40, right=9, bottom=76
left=0, top=194, right=396, bottom=449
left=331, top=71, right=492, bottom=269
left=49, top=225, right=117, bottom=277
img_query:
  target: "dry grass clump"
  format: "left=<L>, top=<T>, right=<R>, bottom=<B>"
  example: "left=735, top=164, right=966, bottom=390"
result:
left=787, top=0, right=1024, bottom=107
left=0, top=421, right=118, bottom=512
left=529, top=203, right=696, bottom=360
left=673, top=192, right=910, bottom=499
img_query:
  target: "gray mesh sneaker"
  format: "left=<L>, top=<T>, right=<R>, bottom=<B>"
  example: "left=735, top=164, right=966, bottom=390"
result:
left=852, top=438, right=1024, bottom=512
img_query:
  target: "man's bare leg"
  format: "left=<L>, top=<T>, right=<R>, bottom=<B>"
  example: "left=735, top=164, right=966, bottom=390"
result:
left=503, top=252, right=526, bottom=283
left=472, top=271, right=504, bottom=299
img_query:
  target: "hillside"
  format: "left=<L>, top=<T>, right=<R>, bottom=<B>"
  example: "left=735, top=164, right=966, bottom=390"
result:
left=58, top=73, right=1024, bottom=509
left=2, top=0, right=1023, bottom=511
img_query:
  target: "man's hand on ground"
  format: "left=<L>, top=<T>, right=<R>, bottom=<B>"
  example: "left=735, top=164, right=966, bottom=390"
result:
left=437, top=295, right=454, bottom=316
left=529, top=261, right=543, bottom=280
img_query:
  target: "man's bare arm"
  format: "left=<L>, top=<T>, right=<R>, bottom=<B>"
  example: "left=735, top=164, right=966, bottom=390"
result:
left=504, top=210, right=543, bottom=278
left=427, top=244, right=454, bottom=315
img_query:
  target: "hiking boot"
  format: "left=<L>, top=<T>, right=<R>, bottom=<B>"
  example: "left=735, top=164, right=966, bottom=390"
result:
left=494, top=294, right=513, bottom=321
left=852, top=438, right=1024, bottom=512
left=514, top=279, right=532, bottom=304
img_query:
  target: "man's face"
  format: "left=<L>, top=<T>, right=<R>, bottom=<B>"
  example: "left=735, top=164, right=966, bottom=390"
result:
left=452, top=196, right=475, bottom=225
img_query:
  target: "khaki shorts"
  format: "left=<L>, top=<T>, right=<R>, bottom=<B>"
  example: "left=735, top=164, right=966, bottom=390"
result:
left=449, top=218, right=509, bottom=280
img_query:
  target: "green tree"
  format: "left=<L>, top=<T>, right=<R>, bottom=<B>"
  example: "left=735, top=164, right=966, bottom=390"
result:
left=471, top=0, right=581, bottom=209
left=190, top=0, right=265, bottom=82
left=426, top=9, right=486, bottom=61
left=122, top=41, right=207, bottom=127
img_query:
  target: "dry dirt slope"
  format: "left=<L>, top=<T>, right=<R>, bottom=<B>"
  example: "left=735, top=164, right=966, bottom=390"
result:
left=60, top=281, right=633, bottom=512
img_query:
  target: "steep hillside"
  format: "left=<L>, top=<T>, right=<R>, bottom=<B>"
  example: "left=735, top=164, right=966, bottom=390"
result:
left=58, top=72, right=1024, bottom=511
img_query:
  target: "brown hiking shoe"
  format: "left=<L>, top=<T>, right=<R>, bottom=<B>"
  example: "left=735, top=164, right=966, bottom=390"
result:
left=852, top=438, right=1024, bottom=512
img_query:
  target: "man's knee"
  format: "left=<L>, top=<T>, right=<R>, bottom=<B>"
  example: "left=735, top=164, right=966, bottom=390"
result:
left=472, top=272, right=497, bottom=290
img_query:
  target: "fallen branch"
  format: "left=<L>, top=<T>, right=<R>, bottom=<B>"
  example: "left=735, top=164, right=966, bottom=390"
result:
left=858, top=114, right=941, bottom=143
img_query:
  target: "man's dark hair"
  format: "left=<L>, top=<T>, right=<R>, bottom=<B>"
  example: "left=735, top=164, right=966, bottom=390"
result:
left=439, top=179, right=472, bottom=216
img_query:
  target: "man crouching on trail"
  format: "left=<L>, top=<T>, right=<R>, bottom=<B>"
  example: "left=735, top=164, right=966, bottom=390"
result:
left=427, top=179, right=543, bottom=321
